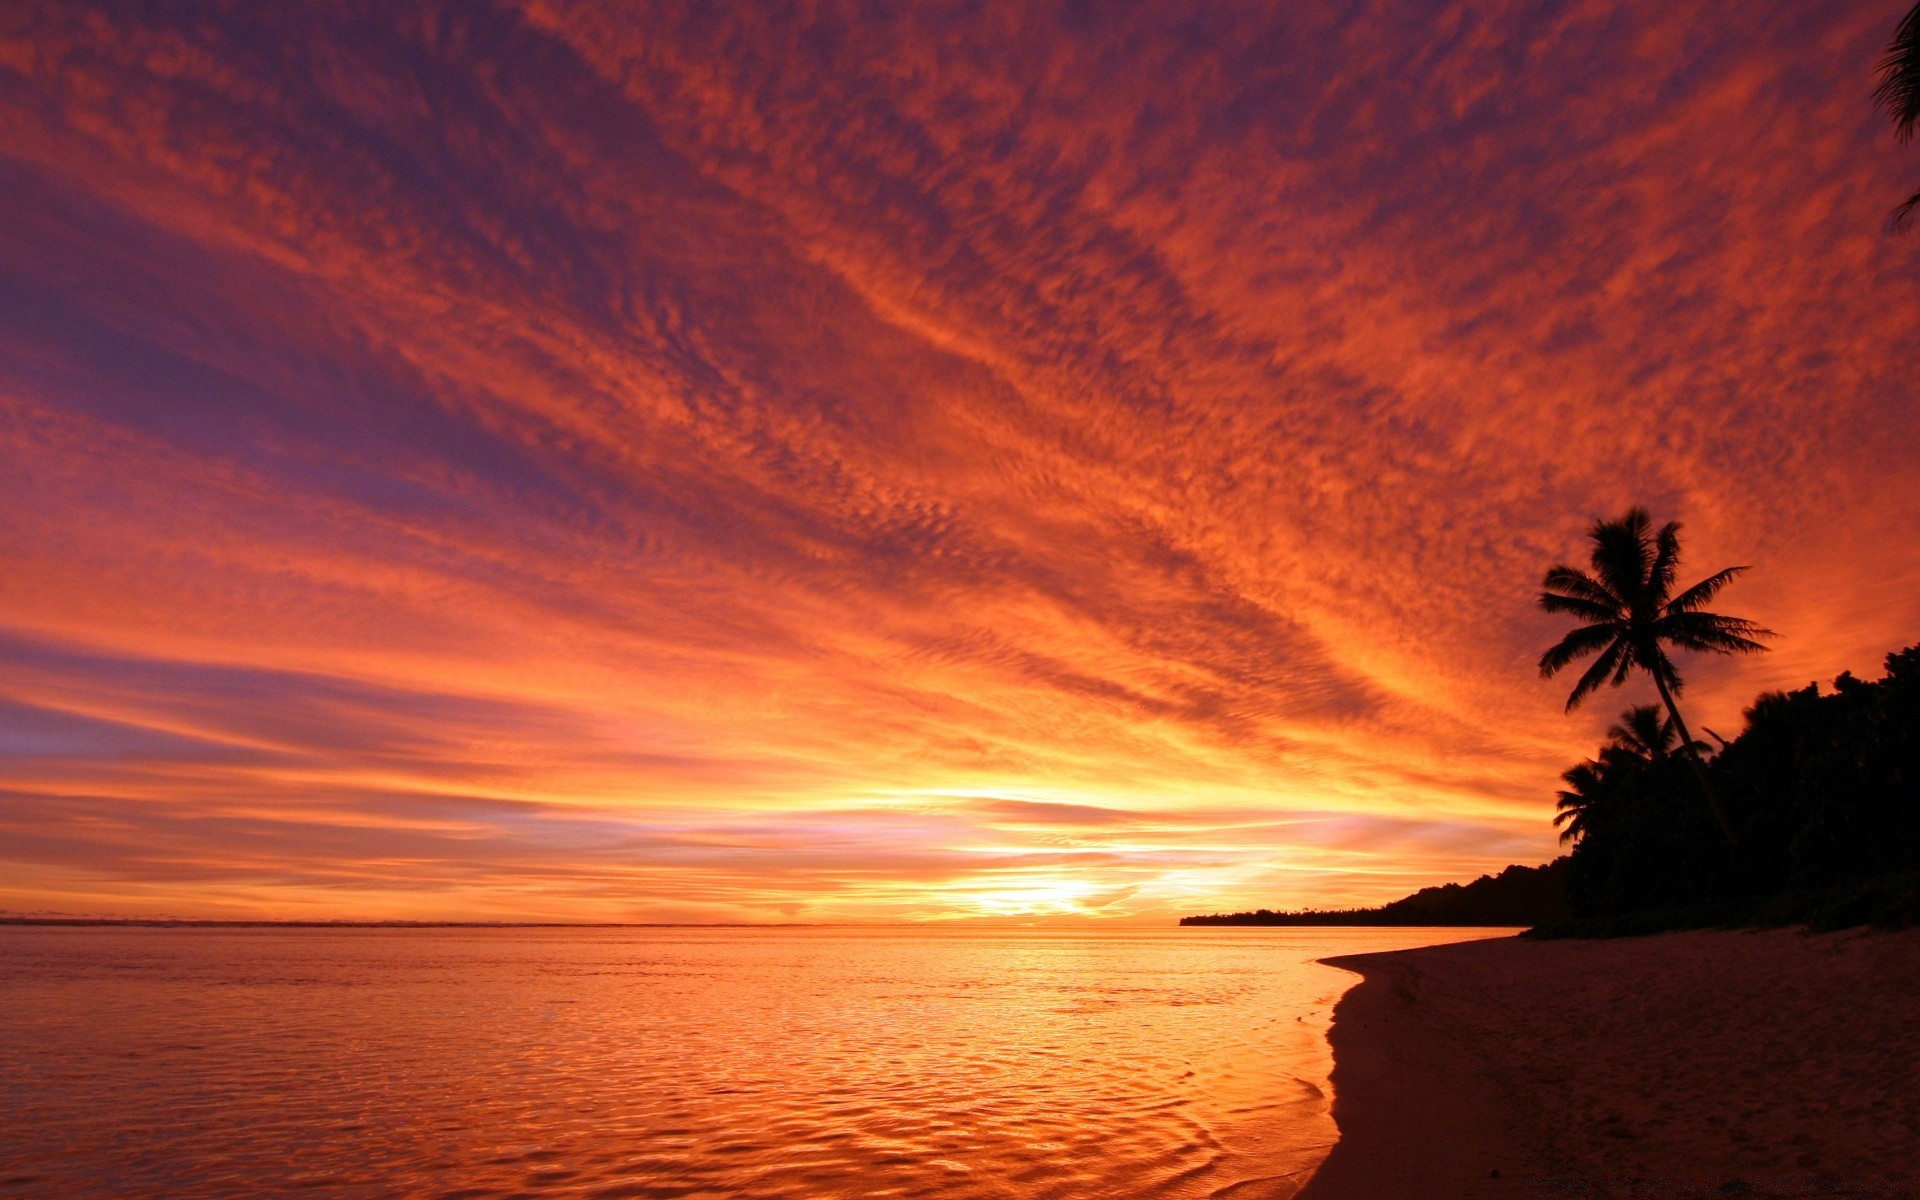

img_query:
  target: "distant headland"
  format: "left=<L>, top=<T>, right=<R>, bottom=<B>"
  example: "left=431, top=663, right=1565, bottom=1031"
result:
left=1179, top=860, right=1570, bottom=927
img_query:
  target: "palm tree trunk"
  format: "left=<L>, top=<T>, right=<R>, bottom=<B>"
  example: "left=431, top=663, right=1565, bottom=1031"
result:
left=1651, top=672, right=1738, bottom=848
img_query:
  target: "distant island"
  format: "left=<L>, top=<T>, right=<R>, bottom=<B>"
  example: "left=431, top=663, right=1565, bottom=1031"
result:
left=1180, top=859, right=1571, bottom=927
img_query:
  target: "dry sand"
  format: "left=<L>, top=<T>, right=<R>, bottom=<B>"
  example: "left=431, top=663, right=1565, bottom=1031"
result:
left=1297, top=927, right=1920, bottom=1200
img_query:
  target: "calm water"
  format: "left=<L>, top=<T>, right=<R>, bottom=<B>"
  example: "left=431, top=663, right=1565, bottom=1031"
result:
left=0, top=925, right=1501, bottom=1199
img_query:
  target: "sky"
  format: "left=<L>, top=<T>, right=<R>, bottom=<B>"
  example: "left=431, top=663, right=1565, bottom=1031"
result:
left=2, top=1, right=1918, bottom=923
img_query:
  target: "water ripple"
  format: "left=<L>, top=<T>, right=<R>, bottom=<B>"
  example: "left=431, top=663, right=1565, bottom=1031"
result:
left=1, top=926, right=1472, bottom=1198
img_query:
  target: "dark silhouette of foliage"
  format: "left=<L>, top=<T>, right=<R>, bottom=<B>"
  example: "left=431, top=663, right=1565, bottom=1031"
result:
left=1537, top=508, right=1771, bottom=845
left=1604, top=704, right=1698, bottom=763
left=1553, top=705, right=1700, bottom=848
left=1547, top=643, right=1920, bottom=932
left=1180, top=861, right=1571, bottom=927
left=1876, top=1, right=1920, bottom=230
left=1554, top=759, right=1607, bottom=846
left=1184, top=643, right=1919, bottom=935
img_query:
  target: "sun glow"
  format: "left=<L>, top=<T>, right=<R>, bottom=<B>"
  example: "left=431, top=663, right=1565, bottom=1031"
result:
left=942, top=876, right=1121, bottom=920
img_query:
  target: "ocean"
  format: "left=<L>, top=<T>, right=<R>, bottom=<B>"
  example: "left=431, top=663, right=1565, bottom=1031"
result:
left=0, top=925, right=1500, bottom=1198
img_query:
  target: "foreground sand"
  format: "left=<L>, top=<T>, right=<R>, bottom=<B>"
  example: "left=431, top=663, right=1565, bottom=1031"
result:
left=1297, top=927, right=1920, bottom=1200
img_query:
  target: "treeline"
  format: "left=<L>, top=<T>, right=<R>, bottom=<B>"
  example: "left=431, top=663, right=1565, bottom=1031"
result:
left=1548, top=643, right=1920, bottom=933
left=1182, top=642, right=1918, bottom=934
left=1180, top=860, right=1569, bottom=927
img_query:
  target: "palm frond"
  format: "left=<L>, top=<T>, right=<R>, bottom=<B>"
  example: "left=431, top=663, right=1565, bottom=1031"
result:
left=1893, top=185, right=1920, bottom=234
left=1542, top=565, right=1622, bottom=611
left=1666, top=629, right=1774, bottom=656
left=1610, top=641, right=1642, bottom=685
left=1558, top=761, right=1599, bottom=792
left=1594, top=507, right=1652, bottom=543
left=1607, top=704, right=1670, bottom=761
left=1875, top=1, right=1920, bottom=142
left=1648, top=521, right=1682, bottom=598
left=1590, top=509, right=1656, bottom=610
left=1564, top=638, right=1627, bottom=711
left=1666, top=566, right=1748, bottom=614
left=1554, top=762, right=1603, bottom=844
left=1554, top=807, right=1583, bottom=842
left=1659, top=611, right=1774, bottom=655
left=1540, top=591, right=1620, bottom=623
left=1556, top=762, right=1602, bottom=805
left=1539, top=622, right=1619, bottom=677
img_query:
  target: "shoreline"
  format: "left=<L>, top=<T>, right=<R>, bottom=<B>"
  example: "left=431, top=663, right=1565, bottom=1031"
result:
left=1297, top=927, right=1920, bottom=1199
left=1296, top=937, right=1544, bottom=1199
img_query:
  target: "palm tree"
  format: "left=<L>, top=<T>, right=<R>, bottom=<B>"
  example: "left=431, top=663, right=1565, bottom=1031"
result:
left=1877, top=2, right=1920, bottom=230
left=1604, top=703, right=1711, bottom=765
left=1557, top=705, right=1691, bottom=844
left=1537, top=509, right=1772, bottom=846
left=1554, top=760, right=1607, bottom=845
left=1605, top=704, right=1678, bottom=765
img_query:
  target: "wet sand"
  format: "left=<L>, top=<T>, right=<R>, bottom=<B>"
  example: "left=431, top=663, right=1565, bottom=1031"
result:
left=1298, top=927, right=1920, bottom=1200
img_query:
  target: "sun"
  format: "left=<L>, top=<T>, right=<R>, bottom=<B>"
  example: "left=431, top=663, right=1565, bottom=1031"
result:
left=952, top=875, right=1112, bottom=918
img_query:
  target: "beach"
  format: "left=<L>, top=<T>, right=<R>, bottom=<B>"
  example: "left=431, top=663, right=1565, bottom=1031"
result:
left=1299, top=927, right=1920, bottom=1200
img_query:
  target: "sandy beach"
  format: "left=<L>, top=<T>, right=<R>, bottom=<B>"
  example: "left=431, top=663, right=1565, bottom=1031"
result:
left=1298, top=928, right=1920, bottom=1200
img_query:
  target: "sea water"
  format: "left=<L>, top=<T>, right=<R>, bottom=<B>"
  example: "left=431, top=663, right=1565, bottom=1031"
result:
left=0, top=925, right=1501, bottom=1199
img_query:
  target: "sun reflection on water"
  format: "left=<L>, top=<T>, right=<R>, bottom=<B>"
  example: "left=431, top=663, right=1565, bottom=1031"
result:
left=0, top=924, right=1503, bottom=1199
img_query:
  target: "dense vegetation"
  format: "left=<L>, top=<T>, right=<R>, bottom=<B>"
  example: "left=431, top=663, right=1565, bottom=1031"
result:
left=1183, top=645, right=1919, bottom=935
left=1179, top=860, right=1569, bottom=927
left=1182, top=504, right=1916, bottom=934
left=1542, top=643, right=1920, bottom=934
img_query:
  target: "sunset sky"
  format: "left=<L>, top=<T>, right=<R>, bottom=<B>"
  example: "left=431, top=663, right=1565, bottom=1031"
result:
left=3, top=1, right=1918, bottom=923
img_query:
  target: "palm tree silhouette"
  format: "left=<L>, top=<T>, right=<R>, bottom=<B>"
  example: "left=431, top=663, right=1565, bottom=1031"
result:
left=1604, top=703, right=1714, bottom=766
left=1877, top=2, right=1920, bottom=230
left=1605, top=704, right=1681, bottom=765
left=1538, top=509, right=1771, bottom=846
left=1553, top=760, right=1607, bottom=845
left=1555, top=705, right=1691, bottom=844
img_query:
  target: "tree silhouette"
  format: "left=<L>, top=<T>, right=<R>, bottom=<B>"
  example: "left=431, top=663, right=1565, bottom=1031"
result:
left=1555, top=705, right=1690, bottom=845
left=1877, top=2, right=1920, bottom=230
left=1538, top=509, right=1771, bottom=846
left=1605, top=703, right=1686, bottom=765
left=1554, top=760, right=1607, bottom=845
